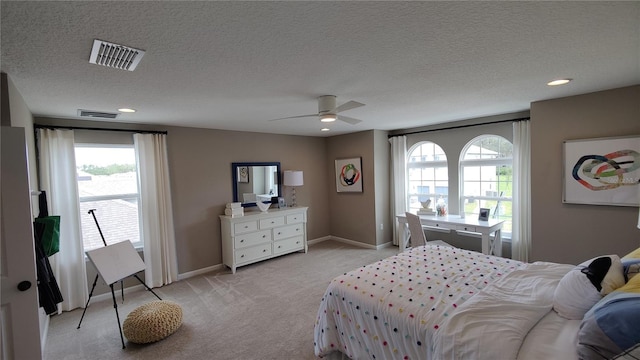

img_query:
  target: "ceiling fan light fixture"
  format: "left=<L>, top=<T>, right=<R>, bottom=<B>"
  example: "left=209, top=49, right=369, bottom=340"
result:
left=320, top=114, right=337, bottom=122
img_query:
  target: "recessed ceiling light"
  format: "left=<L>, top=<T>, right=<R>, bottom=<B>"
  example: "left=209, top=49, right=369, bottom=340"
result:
left=321, top=128, right=330, bottom=132
left=547, top=79, right=572, bottom=86
left=118, top=108, right=136, bottom=113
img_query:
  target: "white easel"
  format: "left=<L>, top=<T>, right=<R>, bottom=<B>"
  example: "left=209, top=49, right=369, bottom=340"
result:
left=78, top=240, right=161, bottom=348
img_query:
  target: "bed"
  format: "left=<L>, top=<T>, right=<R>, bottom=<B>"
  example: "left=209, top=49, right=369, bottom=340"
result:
left=314, top=243, right=640, bottom=360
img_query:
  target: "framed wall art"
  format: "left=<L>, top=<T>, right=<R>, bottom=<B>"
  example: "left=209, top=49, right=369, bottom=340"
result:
left=335, top=157, right=363, bottom=193
left=563, top=135, right=640, bottom=206
left=237, top=166, right=249, bottom=183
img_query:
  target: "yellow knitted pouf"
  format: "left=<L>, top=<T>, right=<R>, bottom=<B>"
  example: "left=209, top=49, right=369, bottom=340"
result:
left=123, top=300, right=183, bottom=344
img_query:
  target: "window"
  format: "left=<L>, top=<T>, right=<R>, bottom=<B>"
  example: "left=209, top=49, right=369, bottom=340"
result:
left=460, top=136, right=513, bottom=235
left=407, top=141, right=448, bottom=213
left=75, top=145, right=141, bottom=251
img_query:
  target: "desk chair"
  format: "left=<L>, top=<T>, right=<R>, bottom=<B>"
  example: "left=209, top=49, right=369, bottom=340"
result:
left=405, top=212, right=452, bottom=249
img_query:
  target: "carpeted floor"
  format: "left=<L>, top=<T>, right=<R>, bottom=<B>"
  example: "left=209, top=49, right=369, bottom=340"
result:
left=43, top=240, right=398, bottom=360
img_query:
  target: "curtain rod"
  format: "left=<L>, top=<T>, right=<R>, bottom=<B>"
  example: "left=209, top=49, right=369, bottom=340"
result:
left=387, top=117, right=530, bottom=138
left=33, top=124, right=167, bottom=135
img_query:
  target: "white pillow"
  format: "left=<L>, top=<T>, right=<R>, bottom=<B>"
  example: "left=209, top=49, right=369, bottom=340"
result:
left=553, top=268, right=602, bottom=320
left=553, top=255, right=624, bottom=320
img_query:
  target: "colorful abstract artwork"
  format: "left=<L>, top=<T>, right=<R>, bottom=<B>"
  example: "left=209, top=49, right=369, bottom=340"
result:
left=335, top=157, right=363, bottom=192
left=564, top=135, right=640, bottom=206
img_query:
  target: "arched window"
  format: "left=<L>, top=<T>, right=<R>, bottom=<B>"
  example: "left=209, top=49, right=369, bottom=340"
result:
left=407, top=141, right=448, bottom=214
left=459, top=135, right=513, bottom=235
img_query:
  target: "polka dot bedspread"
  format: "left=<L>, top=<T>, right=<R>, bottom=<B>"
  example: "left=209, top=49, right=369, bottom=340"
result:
left=313, top=244, right=527, bottom=359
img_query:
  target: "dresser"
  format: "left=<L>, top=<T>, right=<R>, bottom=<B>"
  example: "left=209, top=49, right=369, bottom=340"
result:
left=219, top=207, right=308, bottom=273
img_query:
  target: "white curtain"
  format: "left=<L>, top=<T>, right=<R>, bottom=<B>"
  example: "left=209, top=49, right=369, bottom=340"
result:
left=37, top=128, right=88, bottom=311
left=134, top=133, right=178, bottom=288
left=390, top=135, right=408, bottom=246
left=512, top=120, right=532, bottom=262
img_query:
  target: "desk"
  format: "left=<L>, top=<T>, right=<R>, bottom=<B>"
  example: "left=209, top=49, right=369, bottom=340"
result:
left=396, top=214, right=504, bottom=256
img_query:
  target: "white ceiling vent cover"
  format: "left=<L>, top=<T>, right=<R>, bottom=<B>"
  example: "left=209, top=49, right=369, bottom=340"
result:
left=89, top=39, right=145, bottom=71
left=77, top=109, right=119, bottom=119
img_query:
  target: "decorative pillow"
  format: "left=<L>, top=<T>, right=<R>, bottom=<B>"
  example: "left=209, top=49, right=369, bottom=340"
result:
left=618, top=272, right=640, bottom=293
left=622, top=246, right=640, bottom=260
left=552, top=255, right=625, bottom=320
left=622, top=247, right=640, bottom=280
left=623, top=258, right=640, bottom=281
left=577, top=277, right=640, bottom=360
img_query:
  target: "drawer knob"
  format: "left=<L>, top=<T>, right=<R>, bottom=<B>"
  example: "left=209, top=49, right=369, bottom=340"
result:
left=240, top=239, right=244, bottom=243
left=241, top=254, right=245, bottom=258
left=277, top=232, right=281, bottom=235
left=263, top=249, right=267, bottom=253
left=278, top=245, right=281, bottom=249
left=262, top=235, right=266, bottom=238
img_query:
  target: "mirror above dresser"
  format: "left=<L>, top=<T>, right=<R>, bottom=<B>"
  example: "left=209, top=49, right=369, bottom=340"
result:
left=231, top=162, right=281, bottom=206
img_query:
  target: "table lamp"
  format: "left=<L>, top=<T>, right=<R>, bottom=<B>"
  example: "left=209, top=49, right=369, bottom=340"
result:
left=283, top=170, right=304, bottom=207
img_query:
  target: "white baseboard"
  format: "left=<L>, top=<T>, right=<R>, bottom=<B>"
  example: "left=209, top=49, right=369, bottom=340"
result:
left=307, top=235, right=332, bottom=246
left=177, top=264, right=224, bottom=281
left=91, top=283, right=146, bottom=303
left=309, top=236, right=395, bottom=250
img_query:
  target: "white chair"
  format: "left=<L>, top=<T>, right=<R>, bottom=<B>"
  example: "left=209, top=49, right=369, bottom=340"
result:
left=405, top=212, right=427, bottom=247
left=405, top=212, right=452, bottom=249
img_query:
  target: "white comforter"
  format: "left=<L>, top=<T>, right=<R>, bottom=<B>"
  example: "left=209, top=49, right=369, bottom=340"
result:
left=314, top=245, right=573, bottom=359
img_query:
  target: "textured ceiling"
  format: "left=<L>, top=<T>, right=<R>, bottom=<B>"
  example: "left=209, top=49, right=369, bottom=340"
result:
left=1, top=1, right=639, bottom=137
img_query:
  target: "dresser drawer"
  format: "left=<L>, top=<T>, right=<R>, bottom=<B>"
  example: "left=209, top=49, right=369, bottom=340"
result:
left=455, top=225, right=477, bottom=232
left=234, top=220, right=258, bottom=234
left=234, top=230, right=271, bottom=249
left=286, top=213, right=304, bottom=224
left=274, top=236, right=304, bottom=255
left=273, top=223, right=304, bottom=240
left=259, top=216, right=285, bottom=229
left=235, top=243, right=272, bottom=264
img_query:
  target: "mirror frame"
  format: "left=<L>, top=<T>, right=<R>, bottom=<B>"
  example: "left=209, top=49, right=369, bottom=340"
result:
left=231, top=162, right=281, bottom=207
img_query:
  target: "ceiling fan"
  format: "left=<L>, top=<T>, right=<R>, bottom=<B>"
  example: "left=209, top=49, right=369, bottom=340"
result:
left=268, top=95, right=365, bottom=125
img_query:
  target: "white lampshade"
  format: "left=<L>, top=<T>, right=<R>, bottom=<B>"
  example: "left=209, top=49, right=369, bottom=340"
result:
left=283, top=170, right=304, bottom=187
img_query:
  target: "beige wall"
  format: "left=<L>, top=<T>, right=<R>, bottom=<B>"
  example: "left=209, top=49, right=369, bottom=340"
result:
left=326, top=131, right=379, bottom=247
left=374, top=130, right=392, bottom=246
left=34, top=117, right=332, bottom=275
left=531, top=85, right=640, bottom=264
left=164, top=126, right=330, bottom=273
left=25, top=84, right=640, bottom=279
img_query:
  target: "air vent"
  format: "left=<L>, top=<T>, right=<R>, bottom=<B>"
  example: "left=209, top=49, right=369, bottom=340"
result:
left=77, top=109, right=119, bottom=119
left=88, top=39, right=145, bottom=71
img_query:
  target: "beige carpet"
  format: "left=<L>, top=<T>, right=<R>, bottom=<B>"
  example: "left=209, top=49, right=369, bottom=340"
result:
left=43, top=240, right=399, bottom=360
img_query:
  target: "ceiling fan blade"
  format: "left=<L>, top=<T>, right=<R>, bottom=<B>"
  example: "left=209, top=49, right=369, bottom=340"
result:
left=267, top=113, right=317, bottom=122
left=334, top=100, right=365, bottom=113
left=337, top=115, right=363, bottom=125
